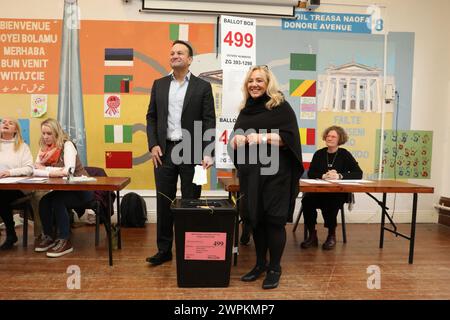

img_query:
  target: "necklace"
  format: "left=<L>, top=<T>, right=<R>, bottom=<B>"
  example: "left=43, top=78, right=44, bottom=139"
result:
left=327, top=149, right=338, bottom=168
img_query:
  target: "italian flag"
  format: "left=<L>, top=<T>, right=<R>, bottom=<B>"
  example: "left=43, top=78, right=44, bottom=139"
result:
left=105, top=125, right=132, bottom=143
left=170, top=24, right=189, bottom=41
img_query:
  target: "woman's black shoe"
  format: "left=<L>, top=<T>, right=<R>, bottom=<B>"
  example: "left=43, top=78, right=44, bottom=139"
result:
left=241, top=265, right=267, bottom=282
left=0, top=234, right=18, bottom=250
left=300, top=230, right=318, bottom=249
left=262, top=270, right=282, bottom=289
left=322, top=234, right=336, bottom=250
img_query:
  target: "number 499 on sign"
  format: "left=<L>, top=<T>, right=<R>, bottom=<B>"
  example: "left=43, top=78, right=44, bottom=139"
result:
left=223, top=31, right=253, bottom=48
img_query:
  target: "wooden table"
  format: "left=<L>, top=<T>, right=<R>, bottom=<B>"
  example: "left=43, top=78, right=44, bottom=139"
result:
left=219, top=177, right=434, bottom=264
left=0, top=176, right=131, bottom=266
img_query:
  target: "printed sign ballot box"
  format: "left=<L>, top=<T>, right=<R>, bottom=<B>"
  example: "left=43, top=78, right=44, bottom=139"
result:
left=171, top=199, right=236, bottom=287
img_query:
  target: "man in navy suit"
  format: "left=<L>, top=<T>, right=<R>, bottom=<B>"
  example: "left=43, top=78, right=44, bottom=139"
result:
left=146, top=40, right=216, bottom=265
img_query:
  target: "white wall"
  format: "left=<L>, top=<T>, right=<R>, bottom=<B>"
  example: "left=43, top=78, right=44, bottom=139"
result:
left=386, top=0, right=450, bottom=200
left=1, top=0, right=449, bottom=222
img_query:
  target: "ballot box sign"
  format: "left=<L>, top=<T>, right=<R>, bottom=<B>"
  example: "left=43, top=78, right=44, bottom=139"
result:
left=219, top=15, right=256, bottom=170
left=185, top=232, right=227, bottom=261
left=216, top=122, right=235, bottom=169
left=220, top=15, right=256, bottom=69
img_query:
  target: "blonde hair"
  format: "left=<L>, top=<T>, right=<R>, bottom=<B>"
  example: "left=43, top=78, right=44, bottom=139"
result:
left=0, top=118, right=24, bottom=152
left=240, top=66, right=285, bottom=110
left=39, top=118, right=69, bottom=149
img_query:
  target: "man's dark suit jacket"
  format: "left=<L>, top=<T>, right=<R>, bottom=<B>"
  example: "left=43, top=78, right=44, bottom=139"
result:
left=146, top=74, right=216, bottom=165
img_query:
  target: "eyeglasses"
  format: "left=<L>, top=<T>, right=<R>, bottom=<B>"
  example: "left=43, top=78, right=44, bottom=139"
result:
left=250, top=65, right=269, bottom=71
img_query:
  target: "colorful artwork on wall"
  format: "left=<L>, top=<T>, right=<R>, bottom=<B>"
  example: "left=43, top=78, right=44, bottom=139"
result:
left=374, top=130, right=433, bottom=179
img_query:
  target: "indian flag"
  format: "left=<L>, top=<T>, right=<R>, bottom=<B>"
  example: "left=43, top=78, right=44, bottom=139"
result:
left=170, top=24, right=189, bottom=41
left=105, top=125, right=132, bottom=143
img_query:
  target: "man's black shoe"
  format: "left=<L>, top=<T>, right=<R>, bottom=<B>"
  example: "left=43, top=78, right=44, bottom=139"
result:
left=146, top=251, right=172, bottom=265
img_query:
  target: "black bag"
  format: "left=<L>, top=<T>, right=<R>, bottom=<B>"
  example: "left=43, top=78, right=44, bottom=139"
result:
left=120, top=192, right=148, bottom=227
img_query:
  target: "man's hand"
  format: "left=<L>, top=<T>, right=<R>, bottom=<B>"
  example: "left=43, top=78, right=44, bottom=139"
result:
left=202, top=156, right=214, bottom=169
left=231, top=135, right=247, bottom=149
left=151, top=145, right=163, bottom=168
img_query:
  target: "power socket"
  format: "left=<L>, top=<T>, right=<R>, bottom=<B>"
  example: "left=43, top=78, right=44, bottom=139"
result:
left=384, top=84, right=395, bottom=102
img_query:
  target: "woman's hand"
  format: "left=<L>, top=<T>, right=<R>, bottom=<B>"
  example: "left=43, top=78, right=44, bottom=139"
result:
left=247, top=133, right=263, bottom=145
left=0, top=170, right=11, bottom=178
left=231, top=135, right=247, bottom=149
left=34, top=163, right=45, bottom=170
left=49, top=168, right=66, bottom=178
left=322, top=170, right=340, bottom=180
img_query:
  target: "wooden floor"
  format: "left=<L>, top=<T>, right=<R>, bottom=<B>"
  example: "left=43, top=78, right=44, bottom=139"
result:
left=0, top=222, right=449, bottom=300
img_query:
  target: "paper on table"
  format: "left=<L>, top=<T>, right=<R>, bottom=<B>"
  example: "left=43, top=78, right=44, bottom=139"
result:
left=22, top=177, right=48, bottom=182
left=328, top=179, right=374, bottom=183
left=300, top=179, right=331, bottom=184
left=192, top=165, right=208, bottom=186
left=63, top=176, right=97, bottom=182
left=0, top=177, right=27, bottom=183
left=334, top=182, right=362, bottom=185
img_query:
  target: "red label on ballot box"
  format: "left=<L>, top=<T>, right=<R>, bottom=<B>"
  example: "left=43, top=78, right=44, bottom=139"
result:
left=184, top=232, right=226, bottom=261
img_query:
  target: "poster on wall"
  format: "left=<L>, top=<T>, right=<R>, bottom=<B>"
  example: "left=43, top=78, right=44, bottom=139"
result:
left=374, top=130, right=433, bottom=179
left=104, top=94, right=121, bottom=118
left=0, top=19, right=61, bottom=94
left=30, top=94, right=47, bottom=117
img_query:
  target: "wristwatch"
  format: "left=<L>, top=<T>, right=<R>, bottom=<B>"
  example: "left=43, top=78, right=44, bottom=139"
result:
left=261, top=133, right=268, bottom=144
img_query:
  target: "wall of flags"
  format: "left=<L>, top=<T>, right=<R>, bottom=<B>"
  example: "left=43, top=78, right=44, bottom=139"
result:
left=0, top=13, right=420, bottom=189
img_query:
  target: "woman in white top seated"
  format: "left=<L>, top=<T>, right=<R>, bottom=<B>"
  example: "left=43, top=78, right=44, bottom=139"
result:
left=33, top=118, right=94, bottom=258
left=0, top=117, right=33, bottom=250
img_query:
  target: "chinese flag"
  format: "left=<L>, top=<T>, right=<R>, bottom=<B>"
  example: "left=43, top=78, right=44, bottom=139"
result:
left=105, top=151, right=132, bottom=168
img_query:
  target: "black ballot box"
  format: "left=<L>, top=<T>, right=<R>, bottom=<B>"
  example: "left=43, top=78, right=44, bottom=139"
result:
left=171, top=199, right=237, bottom=287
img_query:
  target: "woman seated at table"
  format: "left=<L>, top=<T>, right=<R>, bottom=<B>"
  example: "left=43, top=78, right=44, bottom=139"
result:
left=301, top=125, right=363, bottom=250
left=33, top=118, right=94, bottom=258
left=0, top=117, right=34, bottom=250
left=228, top=66, right=304, bottom=289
